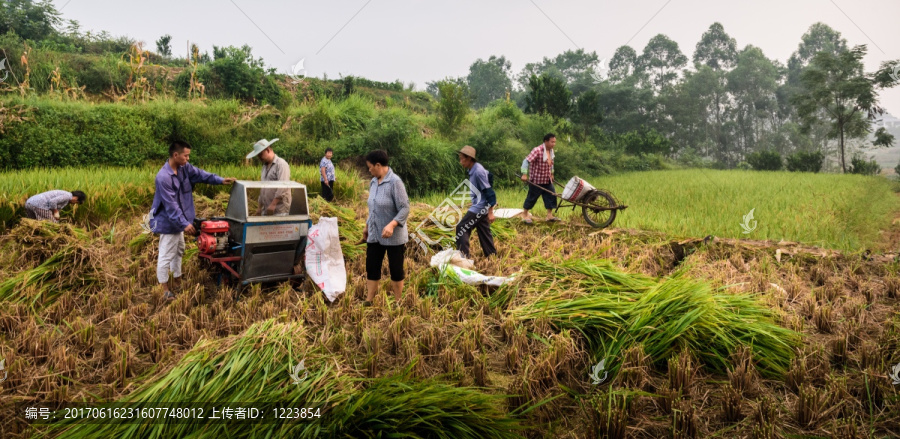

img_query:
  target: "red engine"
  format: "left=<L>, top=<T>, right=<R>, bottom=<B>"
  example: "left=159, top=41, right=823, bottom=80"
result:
left=197, top=220, right=230, bottom=255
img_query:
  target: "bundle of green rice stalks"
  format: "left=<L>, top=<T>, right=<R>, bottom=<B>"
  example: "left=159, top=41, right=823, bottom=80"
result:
left=492, top=259, right=655, bottom=309
left=507, top=259, right=800, bottom=378
left=624, top=276, right=799, bottom=377
left=315, top=371, right=524, bottom=438
left=46, top=319, right=525, bottom=439
left=43, top=319, right=350, bottom=438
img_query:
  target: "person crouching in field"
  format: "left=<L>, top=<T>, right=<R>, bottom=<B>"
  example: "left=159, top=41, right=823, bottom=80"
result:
left=362, top=150, right=410, bottom=307
left=149, top=140, right=235, bottom=302
left=25, top=190, right=86, bottom=222
left=520, top=133, right=561, bottom=224
left=454, top=146, right=497, bottom=258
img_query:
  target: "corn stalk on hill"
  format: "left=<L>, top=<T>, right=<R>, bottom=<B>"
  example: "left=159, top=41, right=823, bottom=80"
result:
left=0, top=173, right=898, bottom=438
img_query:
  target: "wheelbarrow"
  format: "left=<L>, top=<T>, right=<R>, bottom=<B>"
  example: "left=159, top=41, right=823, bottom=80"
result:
left=523, top=177, right=627, bottom=228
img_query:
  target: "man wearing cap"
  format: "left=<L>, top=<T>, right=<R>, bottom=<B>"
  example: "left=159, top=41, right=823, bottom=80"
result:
left=247, top=138, right=292, bottom=215
left=454, top=145, right=497, bottom=258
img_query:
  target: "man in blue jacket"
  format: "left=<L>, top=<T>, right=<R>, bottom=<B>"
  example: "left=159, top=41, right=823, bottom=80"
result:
left=150, top=140, right=235, bottom=301
left=454, top=146, right=497, bottom=258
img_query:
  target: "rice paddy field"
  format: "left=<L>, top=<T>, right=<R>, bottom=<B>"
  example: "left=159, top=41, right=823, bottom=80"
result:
left=418, top=169, right=900, bottom=252
left=1, top=165, right=900, bottom=438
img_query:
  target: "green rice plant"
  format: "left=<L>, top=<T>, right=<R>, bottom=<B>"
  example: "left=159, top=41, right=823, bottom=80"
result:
left=316, top=370, right=524, bottom=438
left=508, top=259, right=800, bottom=378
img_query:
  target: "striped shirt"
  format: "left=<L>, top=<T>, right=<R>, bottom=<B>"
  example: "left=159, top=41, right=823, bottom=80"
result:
left=366, top=169, right=410, bottom=246
left=26, top=190, right=72, bottom=211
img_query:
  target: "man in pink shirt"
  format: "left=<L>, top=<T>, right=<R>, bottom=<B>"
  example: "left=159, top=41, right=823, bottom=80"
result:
left=520, top=133, right=561, bottom=224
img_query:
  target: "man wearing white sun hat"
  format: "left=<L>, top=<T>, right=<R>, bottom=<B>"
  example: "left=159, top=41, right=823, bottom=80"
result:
left=247, top=138, right=292, bottom=215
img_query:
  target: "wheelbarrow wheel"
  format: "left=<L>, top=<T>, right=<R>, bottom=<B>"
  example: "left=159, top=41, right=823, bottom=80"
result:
left=582, top=190, right=617, bottom=228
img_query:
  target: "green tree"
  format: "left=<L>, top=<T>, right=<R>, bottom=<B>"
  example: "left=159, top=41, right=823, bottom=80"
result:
left=517, top=49, right=598, bottom=96
left=155, top=34, right=173, bottom=58
left=435, top=79, right=470, bottom=137
left=782, top=23, right=849, bottom=154
left=0, top=0, right=61, bottom=41
left=693, top=22, right=737, bottom=70
left=572, top=89, right=602, bottom=138
left=691, top=23, right=738, bottom=162
left=638, top=34, right=688, bottom=90
left=792, top=45, right=891, bottom=173
left=727, top=45, right=779, bottom=158
left=608, top=45, right=639, bottom=83
left=466, top=55, right=512, bottom=108
left=524, top=73, right=571, bottom=119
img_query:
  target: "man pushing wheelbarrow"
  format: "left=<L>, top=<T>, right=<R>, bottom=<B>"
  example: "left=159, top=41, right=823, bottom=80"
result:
left=520, top=133, right=561, bottom=224
left=519, top=133, right=627, bottom=228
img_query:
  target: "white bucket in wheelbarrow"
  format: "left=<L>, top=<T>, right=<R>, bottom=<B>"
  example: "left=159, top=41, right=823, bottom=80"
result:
left=562, top=176, right=596, bottom=202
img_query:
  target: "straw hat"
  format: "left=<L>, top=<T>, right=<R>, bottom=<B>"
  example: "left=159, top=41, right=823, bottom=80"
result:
left=457, top=145, right=477, bottom=161
left=246, top=138, right=279, bottom=159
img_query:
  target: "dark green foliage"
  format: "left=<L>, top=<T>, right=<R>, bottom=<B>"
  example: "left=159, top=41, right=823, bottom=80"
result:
left=0, top=0, right=61, bottom=42
left=849, top=155, right=880, bottom=175
left=524, top=73, right=571, bottom=119
left=466, top=55, right=512, bottom=108
left=746, top=150, right=783, bottom=171
left=154, top=34, right=172, bottom=58
left=172, top=45, right=286, bottom=106
left=435, top=79, right=470, bottom=137
left=618, top=129, right=671, bottom=156
left=785, top=151, right=824, bottom=172
left=792, top=45, right=879, bottom=173
left=572, top=89, right=602, bottom=136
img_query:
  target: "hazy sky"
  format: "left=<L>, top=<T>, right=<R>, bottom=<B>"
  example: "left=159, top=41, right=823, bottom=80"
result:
left=53, top=0, right=900, bottom=113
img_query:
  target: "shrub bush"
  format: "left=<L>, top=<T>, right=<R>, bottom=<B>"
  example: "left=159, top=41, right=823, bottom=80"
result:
left=785, top=151, right=824, bottom=173
left=746, top=150, right=783, bottom=171
left=849, top=155, right=880, bottom=175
